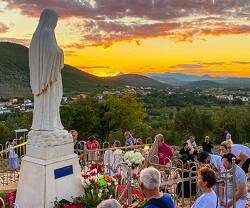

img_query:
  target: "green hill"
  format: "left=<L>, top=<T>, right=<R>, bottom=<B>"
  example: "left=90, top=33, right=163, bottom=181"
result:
left=0, top=42, right=121, bottom=97
left=0, top=42, right=30, bottom=97
left=0, top=42, right=167, bottom=97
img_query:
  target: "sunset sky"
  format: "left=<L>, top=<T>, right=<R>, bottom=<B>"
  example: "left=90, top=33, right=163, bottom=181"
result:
left=0, top=0, right=250, bottom=77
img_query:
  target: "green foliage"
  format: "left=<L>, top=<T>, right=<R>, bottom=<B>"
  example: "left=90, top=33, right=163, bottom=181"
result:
left=174, top=107, right=214, bottom=143
left=61, top=97, right=100, bottom=140
left=1, top=92, right=250, bottom=146
left=103, top=93, right=149, bottom=142
left=0, top=122, right=11, bottom=144
left=108, top=129, right=124, bottom=143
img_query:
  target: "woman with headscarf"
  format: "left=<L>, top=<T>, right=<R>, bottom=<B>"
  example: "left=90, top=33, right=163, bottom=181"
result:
left=149, top=134, right=174, bottom=165
left=29, top=9, right=64, bottom=131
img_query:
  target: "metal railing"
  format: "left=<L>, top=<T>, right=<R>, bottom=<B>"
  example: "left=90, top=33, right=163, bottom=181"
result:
left=77, top=143, right=239, bottom=207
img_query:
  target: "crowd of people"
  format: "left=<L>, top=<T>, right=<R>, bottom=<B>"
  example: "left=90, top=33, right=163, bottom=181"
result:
left=67, top=128, right=250, bottom=208
left=3, top=128, right=249, bottom=207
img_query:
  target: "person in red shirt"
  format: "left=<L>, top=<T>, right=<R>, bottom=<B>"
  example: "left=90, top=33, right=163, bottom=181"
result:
left=86, top=136, right=100, bottom=161
left=149, top=134, right=174, bottom=165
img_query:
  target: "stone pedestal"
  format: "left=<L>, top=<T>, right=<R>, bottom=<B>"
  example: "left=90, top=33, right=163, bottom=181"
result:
left=15, top=130, right=83, bottom=208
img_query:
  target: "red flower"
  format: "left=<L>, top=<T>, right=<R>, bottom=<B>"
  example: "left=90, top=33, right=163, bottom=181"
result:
left=6, top=191, right=16, bottom=204
left=89, top=162, right=104, bottom=173
left=117, top=184, right=125, bottom=193
left=132, top=189, right=145, bottom=201
left=114, top=174, right=122, bottom=180
left=89, top=169, right=97, bottom=176
left=0, top=199, right=3, bottom=206
left=132, top=173, right=139, bottom=179
left=63, top=204, right=82, bottom=208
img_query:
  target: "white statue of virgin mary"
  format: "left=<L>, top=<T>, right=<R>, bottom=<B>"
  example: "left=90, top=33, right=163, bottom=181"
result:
left=29, top=9, right=64, bottom=131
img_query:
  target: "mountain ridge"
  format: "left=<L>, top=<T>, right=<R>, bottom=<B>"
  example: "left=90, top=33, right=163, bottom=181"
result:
left=147, top=72, right=250, bottom=88
left=0, top=42, right=167, bottom=97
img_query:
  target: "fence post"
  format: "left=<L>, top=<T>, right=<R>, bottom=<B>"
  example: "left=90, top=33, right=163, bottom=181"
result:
left=127, top=165, right=132, bottom=206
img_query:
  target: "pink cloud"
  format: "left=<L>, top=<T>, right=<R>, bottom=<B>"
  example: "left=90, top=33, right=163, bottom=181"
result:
left=3, top=0, right=250, bottom=47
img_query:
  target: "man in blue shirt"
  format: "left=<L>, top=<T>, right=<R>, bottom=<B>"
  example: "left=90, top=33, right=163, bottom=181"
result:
left=139, top=167, right=175, bottom=208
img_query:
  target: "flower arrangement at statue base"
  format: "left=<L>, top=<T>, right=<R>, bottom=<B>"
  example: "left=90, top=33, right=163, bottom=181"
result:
left=53, top=163, right=118, bottom=208
left=53, top=160, right=146, bottom=208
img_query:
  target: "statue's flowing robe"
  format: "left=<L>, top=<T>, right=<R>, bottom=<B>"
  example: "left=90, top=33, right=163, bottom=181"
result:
left=29, top=9, right=64, bottom=131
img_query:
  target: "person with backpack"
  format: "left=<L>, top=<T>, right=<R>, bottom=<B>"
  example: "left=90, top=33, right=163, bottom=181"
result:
left=139, top=167, right=175, bottom=208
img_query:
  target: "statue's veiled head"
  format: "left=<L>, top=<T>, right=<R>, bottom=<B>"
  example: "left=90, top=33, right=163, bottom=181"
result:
left=38, top=9, right=58, bottom=30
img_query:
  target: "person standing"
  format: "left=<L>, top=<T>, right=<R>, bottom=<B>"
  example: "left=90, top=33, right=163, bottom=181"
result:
left=224, top=130, right=231, bottom=142
left=124, top=131, right=137, bottom=146
left=149, top=134, right=173, bottom=165
left=202, top=136, right=214, bottom=153
left=187, top=136, right=198, bottom=155
left=70, top=130, right=84, bottom=163
left=7, top=139, right=18, bottom=171
left=86, top=136, right=99, bottom=161
left=103, top=141, right=119, bottom=176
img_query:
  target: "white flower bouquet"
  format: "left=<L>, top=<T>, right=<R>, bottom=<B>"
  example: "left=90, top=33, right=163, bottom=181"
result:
left=123, top=151, right=145, bottom=169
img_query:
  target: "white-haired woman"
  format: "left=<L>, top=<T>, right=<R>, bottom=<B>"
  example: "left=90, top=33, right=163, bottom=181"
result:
left=149, top=134, right=173, bottom=165
left=97, top=199, right=122, bottom=208
left=140, top=167, right=175, bottom=208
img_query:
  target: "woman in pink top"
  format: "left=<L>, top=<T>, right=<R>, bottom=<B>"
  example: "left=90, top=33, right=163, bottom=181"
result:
left=86, top=136, right=100, bottom=161
left=149, top=134, right=174, bottom=165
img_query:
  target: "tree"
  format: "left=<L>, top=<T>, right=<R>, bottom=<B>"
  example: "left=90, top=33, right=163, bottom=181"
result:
left=174, top=107, right=214, bottom=143
left=213, top=107, right=241, bottom=142
left=103, top=93, right=149, bottom=142
left=60, top=97, right=100, bottom=140
left=0, top=122, right=11, bottom=144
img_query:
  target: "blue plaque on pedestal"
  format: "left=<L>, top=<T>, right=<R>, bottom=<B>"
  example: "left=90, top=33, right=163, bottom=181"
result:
left=54, top=165, right=73, bottom=179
